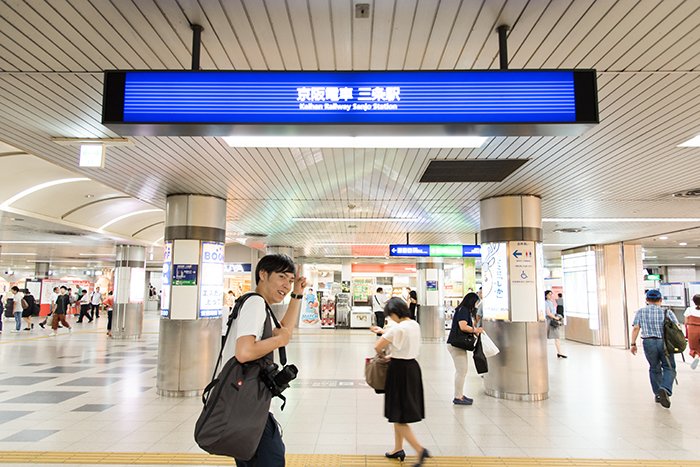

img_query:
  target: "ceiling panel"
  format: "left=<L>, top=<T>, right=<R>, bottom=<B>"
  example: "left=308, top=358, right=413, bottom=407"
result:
left=0, top=0, right=698, bottom=267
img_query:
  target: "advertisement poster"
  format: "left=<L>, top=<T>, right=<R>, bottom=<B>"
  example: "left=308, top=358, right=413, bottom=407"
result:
left=299, top=289, right=321, bottom=328
left=161, top=242, right=172, bottom=317
left=173, top=264, right=198, bottom=286
left=426, top=280, right=438, bottom=291
left=320, top=295, right=336, bottom=328
left=199, top=242, right=224, bottom=318
left=481, top=242, right=510, bottom=320
left=508, top=241, right=537, bottom=322
left=660, top=282, right=686, bottom=307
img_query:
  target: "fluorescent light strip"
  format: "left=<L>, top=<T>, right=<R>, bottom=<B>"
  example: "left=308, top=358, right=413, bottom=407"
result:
left=684, top=256, right=700, bottom=259
left=223, top=135, right=488, bottom=149
left=99, top=209, right=162, bottom=231
left=27, top=260, right=108, bottom=264
left=678, top=135, right=700, bottom=147
left=326, top=255, right=387, bottom=258
left=0, top=241, right=71, bottom=244
left=1, top=252, right=37, bottom=256
left=294, top=217, right=420, bottom=222
left=0, top=178, right=90, bottom=209
left=543, top=218, right=700, bottom=222
left=315, top=242, right=388, bottom=246
left=78, top=253, right=116, bottom=257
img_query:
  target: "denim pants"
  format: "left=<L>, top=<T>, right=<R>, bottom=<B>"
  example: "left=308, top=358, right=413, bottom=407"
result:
left=642, top=338, right=676, bottom=396
left=14, top=312, right=22, bottom=331
left=234, top=413, right=285, bottom=467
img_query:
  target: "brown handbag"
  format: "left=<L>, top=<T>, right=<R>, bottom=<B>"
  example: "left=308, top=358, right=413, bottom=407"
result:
left=365, top=353, right=389, bottom=391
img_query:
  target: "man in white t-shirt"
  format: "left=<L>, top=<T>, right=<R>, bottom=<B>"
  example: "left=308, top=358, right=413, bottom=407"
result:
left=221, top=254, right=306, bottom=467
left=372, top=287, right=389, bottom=327
left=90, top=287, right=103, bottom=319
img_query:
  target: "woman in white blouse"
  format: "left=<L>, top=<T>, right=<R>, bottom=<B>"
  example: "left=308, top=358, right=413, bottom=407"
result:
left=373, top=297, right=431, bottom=466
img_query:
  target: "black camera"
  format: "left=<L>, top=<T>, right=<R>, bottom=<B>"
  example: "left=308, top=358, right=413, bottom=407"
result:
left=260, top=362, right=298, bottom=397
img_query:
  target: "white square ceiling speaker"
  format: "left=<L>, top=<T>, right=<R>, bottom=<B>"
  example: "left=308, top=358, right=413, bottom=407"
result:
left=79, top=144, right=105, bottom=167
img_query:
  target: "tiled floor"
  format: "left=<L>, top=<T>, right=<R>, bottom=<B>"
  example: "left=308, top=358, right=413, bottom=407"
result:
left=1, top=311, right=699, bottom=464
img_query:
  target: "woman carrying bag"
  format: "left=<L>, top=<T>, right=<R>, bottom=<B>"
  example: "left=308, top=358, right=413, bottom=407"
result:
left=374, top=298, right=431, bottom=466
left=446, top=292, right=483, bottom=406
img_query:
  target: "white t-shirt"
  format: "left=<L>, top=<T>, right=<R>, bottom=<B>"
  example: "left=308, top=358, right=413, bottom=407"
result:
left=382, top=319, right=421, bottom=360
left=91, top=291, right=102, bottom=305
left=372, top=293, right=388, bottom=312
left=10, top=292, right=24, bottom=312
left=684, top=306, right=700, bottom=318
left=221, top=294, right=269, bottom=362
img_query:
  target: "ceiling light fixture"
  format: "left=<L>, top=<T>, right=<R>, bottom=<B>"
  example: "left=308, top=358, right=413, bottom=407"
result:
left=293, top=217, right=420, bottom=222
left=98, top=209, right=163, bottom=231
left=315, top=242, right=388, bottom=246
left=644, top=256, right=657, bottom=259
left=678, top=135, right=700, bottom=147
left=684, top=256, right=700, bottom=259
left=0, top=178, right=89, bottom=209
left=543, top=218, right=700, bottom=223
left=78, top=253, right=116, bottom=257
left=79, top=144, right=106, bottom=168
left=659, top=236, right=669, bottom=240
left=1, top=252, right=37, bottom=256
left=223, top=135, right=488, bottom=149
left=679, top=242, right=688, bottom=246
left=0, top=240, right=71, bottom=244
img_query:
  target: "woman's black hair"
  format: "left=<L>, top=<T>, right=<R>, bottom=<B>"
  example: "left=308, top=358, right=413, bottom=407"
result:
left=458, top=292, right=480, bottom=315
left=545, top=289, right=552, bottom=299
left=409, top=290, right=417, bottom=300
left=384, top=297, right=411, bottom=319
left=255, top=254, right=296, bottom=284
left=693, top=293, right=700, bottom=309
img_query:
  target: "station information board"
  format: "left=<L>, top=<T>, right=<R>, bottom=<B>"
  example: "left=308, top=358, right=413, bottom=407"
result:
left=389, top=244, right=481, bottom=258
left=103, top=70, right=598, bottom=136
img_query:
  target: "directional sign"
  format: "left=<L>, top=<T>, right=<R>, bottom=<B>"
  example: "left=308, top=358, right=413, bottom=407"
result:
left=389, top=244, right=481, bottom=258
left=513, top=250, right=522, bottom=258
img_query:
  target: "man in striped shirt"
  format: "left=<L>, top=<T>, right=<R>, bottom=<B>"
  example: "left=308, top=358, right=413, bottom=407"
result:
left=630, top=289, right=680, bottom=408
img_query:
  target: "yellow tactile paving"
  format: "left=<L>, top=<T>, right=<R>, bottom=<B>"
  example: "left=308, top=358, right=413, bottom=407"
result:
left=0, top=452, right=698, bottom=466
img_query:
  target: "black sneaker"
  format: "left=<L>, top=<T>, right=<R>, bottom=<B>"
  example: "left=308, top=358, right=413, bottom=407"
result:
left=39, top=322, right=45, bottom=329
left=657, top=389, right=671, bottom=408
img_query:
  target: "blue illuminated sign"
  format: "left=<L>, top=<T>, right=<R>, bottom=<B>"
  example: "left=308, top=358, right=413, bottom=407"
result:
left=103, top=70, right=597, bottom=136
left=389, top=244, right=481, bottom=258
left=115, top=70, right=575, bottom=124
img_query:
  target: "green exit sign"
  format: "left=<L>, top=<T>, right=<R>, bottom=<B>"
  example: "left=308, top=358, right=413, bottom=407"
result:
left=646, top=274, right=661, bottom=281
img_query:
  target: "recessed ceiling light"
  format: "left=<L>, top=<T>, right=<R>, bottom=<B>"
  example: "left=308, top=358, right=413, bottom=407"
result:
left=679, top=242, right=688, bottom=246
left=79, top=144, right=106, bottom=168
left=543, top=218, right=700, bottom=222
left=223, top=135, right=488, bottom=149
left=0, top=240, right=71, bottom=244
left=684, top=256, right=700, bottom=259
left=1, top=252, right=37, bottom=256
left=678, top=135, right=700, bottom=147
left=293, top=217, right=420, bottom=222
left=85, top=194, right=94, bottom=198
left=659, top=236, right=669, bottom=240
left=644, top=256, right=657, bottom=259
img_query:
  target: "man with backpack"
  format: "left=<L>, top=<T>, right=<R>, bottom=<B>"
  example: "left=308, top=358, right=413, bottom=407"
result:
left=220, top=254, right=306, bottom=467
left=630, top=289, right=681, bottom=408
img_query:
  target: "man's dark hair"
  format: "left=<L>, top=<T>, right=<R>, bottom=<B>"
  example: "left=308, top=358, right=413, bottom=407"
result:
left=255, top=254, right=296, bottom=285
left=376, top=287, right=383, bottom=293
left=384, top=297, right=410, bottom=319
left=558, top=293, right=563, bottom=298
left=60, top=286, right=67, bottom=291
left=11, top=286, right=19, bottom=292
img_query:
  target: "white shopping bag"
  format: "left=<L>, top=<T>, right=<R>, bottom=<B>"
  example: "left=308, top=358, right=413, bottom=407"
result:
left=481, top=332, right=500, bottom=358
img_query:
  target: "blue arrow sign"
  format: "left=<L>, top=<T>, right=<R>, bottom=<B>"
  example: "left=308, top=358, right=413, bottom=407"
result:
left=512, top=250, right=522, bottom=258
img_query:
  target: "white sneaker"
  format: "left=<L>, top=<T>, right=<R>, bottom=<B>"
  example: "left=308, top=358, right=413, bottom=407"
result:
left=11, top=330, right=20, bottom=333
left=692, top=357, right=700, bottom=370
left=49, top=332, right=57, bottom=336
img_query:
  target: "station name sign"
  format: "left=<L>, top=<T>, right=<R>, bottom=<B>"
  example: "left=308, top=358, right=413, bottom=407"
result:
left=390, top=244, right=481, bottom=258
left=102, top=70, right=598, bottom=137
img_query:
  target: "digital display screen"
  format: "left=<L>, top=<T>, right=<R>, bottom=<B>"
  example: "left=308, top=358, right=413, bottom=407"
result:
left=389, top=244, right=481, bottom=258
left=103, top=70, right=598, bottom=135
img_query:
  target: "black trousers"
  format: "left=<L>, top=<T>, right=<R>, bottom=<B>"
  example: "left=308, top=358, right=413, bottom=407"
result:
left=91, top=303, right=100, bottom=318
left=234, top=413, right=285, bottom=466
left=107, top=309, right=113, bottom=331
left=77, top=304, right=92, bottom=322
left=374, top=311, right=385, bottom=327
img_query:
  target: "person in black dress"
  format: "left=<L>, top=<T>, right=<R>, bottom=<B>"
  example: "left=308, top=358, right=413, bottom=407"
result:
left=373, top=298, right=431, bottom=466
left=408, top=290, right=418, bottom=321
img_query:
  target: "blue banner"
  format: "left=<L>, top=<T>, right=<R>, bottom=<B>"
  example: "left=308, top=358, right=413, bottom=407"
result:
left=389, top=244, right=481, bottom=258
left=116, top=70, right=578, bottom=124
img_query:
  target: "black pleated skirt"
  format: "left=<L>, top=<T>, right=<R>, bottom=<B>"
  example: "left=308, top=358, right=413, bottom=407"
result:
left=384, top=358, right=425, bottom=424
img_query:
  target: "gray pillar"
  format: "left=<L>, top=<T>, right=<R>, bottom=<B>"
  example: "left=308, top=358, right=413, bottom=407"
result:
left=112, top=245, right=146, bottom=339
left=480, top=195, right=548, bottom=401
left=416, top=259, right=445, bottom=341
left=34, top=262, right=50, bottom=279
left=157, top=194, right=226, bottom=397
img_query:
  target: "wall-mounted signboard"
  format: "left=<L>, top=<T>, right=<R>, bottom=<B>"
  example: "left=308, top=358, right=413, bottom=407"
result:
left=173, top=264, right=198, bottom=286
left=103, top=70, right=598, bottom=136
left=390, top=244, right=481, bottom=258
left=161, top=242, right=172, bottom=318
left=199, top=242, right=224, bottom=319
left=481, top=242, right=509, bottom=320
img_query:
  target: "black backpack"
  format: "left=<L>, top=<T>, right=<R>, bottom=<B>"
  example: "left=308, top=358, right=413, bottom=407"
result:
left=194, top=293, right=287, bottom=460
left=663, top=310, right=687, bottom=354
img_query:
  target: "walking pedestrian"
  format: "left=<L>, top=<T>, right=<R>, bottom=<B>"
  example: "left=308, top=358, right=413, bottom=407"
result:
left=7, top=286, right=24, bottom=333
left=77, top=289, right=92, bottom=323
left=630, top=289, right=680, bottom=408
left=103, top=291, right=114, bottom=337
left=684, top=294, right=700, bottom=370
left=545, top=290, right=567, bottom=358
left=90, top=287, right=103, bottom=319
left=374, top=297, right=431, bottom=466
left=21, top=288, right=37, bottom=330
left=50, top=286, right=72, bottom=336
